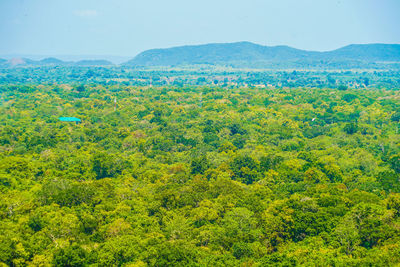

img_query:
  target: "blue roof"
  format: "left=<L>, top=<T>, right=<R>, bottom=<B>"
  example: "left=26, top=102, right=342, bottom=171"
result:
left=58, top=117, right=81, bottom=122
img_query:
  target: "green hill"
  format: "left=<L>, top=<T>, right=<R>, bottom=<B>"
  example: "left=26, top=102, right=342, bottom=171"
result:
left=38, top=57, right=67, bottom=65
left=124, top=42, right=400, bottom=68
left=74, top=59, right=113, bottom=66
left=325, top=44, right=400, bottom=61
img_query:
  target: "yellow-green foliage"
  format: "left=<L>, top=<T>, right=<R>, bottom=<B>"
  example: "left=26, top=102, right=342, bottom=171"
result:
left=0, top=84, right=400, bottom=266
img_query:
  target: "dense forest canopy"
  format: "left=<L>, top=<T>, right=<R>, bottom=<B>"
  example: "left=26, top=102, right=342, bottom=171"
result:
left=1, top=82, right=400, bottom=266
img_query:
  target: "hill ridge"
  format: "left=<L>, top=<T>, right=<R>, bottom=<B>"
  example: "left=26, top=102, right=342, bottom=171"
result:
left=124, top=42, right=400, bottom=68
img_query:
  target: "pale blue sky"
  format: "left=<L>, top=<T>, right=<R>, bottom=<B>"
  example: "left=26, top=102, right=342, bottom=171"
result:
left=1, top=0, right=399, bottom=57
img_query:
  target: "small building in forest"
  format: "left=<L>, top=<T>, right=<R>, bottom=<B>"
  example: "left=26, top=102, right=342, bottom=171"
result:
left=58, top=117, right=81, bottom=124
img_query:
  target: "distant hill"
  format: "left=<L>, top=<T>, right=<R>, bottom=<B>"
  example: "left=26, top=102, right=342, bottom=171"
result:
left=3, top=58, right=36, bottom=67
left=0, top=57, right=114, bottom=67
left=74, top=59, right=113, bottom=66
left=38, top=57, right=67, bottom=65
left=125, top=42, right=311, bottom=66
left=0, top=57, right=68, bottom=67
left=325, top=44, right=400, bottom=62
left=0, top=54, right=130, bottom=64
left=124, top=42, right=400, bottom=69
left=2, top=43, right=400, bottom=69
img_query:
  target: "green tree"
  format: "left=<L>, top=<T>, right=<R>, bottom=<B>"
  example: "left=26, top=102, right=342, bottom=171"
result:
left=53, top=245, right=87, bottom=267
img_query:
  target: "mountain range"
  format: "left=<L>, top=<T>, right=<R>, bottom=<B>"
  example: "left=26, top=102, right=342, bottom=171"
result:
left=0, top=57, right=114, bottom=67
left=2, top=42, right=400, bottom=69
left=124, top=42, right=400, bottom=69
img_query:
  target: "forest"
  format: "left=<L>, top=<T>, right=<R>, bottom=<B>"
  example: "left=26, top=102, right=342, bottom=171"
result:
left=1, top=66, right=400, bottom=90
left=1, top=83, right=400, bottom=266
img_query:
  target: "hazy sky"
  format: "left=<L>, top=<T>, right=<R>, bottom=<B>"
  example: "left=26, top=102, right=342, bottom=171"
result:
left=1, top=0, right=399, bottom=57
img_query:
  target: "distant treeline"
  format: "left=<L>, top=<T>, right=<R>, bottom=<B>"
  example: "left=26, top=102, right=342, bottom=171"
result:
left=1, top=66, right=400, bottom=89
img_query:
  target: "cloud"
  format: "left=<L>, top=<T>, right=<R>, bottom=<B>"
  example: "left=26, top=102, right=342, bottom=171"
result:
left=74, top=9, right=99, bottom=18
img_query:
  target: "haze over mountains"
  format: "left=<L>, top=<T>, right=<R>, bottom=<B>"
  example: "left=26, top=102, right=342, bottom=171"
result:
left=2, top=42, right=400, bottom=69
left=0, top=54, right=131, bottom=64
left=0, top=57, right=114, bottom=67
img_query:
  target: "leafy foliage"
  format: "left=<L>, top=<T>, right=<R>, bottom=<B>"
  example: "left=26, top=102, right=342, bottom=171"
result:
left=0, top=83, right=400, bottom=265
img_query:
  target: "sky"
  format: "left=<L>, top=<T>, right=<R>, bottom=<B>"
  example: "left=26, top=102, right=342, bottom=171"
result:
left=0, top=0, right=399, bottom=59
